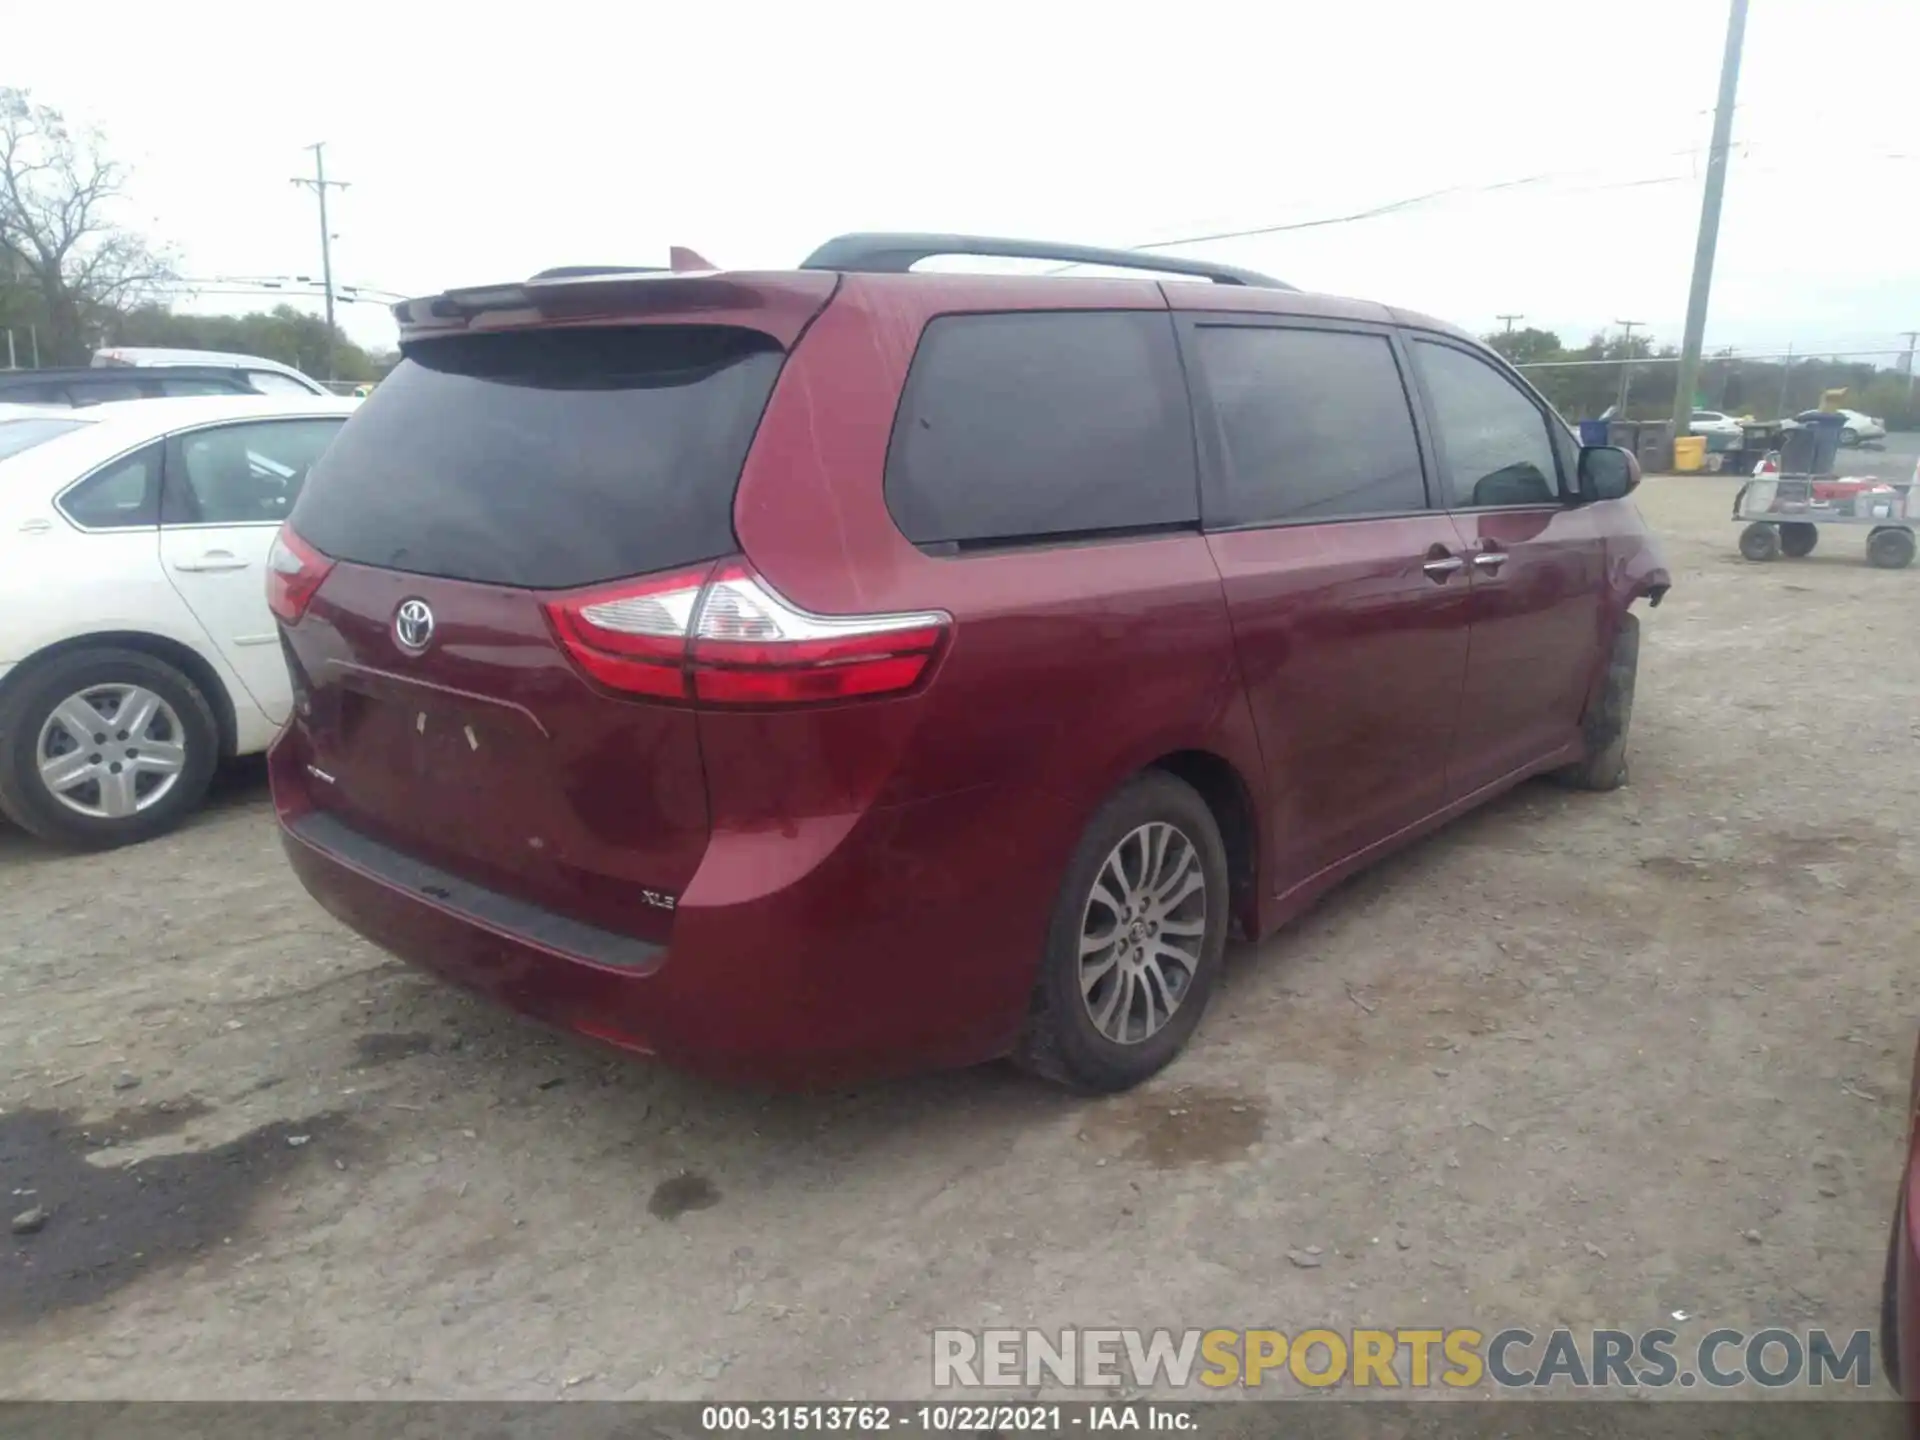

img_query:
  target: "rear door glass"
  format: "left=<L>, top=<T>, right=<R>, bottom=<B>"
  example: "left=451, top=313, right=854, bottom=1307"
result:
left=290, top=326, right=786, bottom=588
left=884, top=311, right=1197, bottom=548
left=1189, top=325, right=1427, bottom=526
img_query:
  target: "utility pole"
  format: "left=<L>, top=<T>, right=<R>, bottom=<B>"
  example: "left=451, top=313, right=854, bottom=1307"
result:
left=1614, top=319, right=1644, bottom=416
left=1901, top=330, right=1918, bottom=410
left=1778, top=341, right=1794, bottom=416
left=291, top=143, right=349, bottom=382
left=1670, top=0, right=1749, bottom=445
left=1497, top=313, right=1524, bottom=335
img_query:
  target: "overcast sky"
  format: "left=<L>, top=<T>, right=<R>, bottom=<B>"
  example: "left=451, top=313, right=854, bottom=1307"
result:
left=9, top=0, right=1918, bottom=361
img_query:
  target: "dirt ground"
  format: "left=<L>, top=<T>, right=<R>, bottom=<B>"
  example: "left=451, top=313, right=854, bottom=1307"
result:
left=2, top=471, right=1916, bottom=1402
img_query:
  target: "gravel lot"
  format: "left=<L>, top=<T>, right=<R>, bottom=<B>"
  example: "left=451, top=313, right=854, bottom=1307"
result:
left=2, top=470, right=1916, bottom=1401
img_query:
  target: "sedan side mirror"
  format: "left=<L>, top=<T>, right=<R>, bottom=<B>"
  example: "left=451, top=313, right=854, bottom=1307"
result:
left=1578, top=445, right=1640, bottom=503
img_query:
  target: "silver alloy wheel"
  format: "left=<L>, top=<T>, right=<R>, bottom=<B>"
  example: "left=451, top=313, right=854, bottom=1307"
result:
left=1079, top=821, right=1208, bottom=1045
left=35, top=685, right=187, bottom=819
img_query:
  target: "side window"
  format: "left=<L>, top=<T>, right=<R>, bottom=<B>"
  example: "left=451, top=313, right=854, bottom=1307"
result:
left=1413, top=340, right=1562, bottom=508
left=245, top=370, right=315, bottom=396
left=70, top=379, right=146, bottom=407
left=1192, top=325, right=1426, bottom=526
left=164, top=419, right=344, bottom=525
left=1, top=382, right=72, bottom=405
left=60, top=443, right=163, bottom=529
left=884, top=311, right=1197, bottom=548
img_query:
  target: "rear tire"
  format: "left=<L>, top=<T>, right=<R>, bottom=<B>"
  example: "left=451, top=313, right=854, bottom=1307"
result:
left=1013, top=772, right=1229, bottom=1092
left=1779, top=522, right=1818, bottom=558
left=0, top=648, right=219, bottom=849
left=1553, top=612, right=1638, bottom=793
left=1739, top=523, right=1781, bottom=562
left=1868, top=528, right=1916, bottom=570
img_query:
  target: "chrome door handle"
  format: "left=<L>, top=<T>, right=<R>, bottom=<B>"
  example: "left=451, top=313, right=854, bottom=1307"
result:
left=173, top=552, right=250, bottom=573
left=1471, top=551, right=1507, bottom=574
left=1421, top=555, right=1465, bottom=580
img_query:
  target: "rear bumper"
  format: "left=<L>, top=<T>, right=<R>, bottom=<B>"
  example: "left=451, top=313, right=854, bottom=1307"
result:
left=277, top=779, right=1080, bottom=1088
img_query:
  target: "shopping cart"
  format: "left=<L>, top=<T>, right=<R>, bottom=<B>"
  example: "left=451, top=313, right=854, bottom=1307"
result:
left=1733, top=460, right=1917, bottom=569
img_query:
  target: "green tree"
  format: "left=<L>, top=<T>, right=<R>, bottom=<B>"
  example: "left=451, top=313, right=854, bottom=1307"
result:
left=0, top=89, right=172, bottom=363
left=1484, top=326, right=1563, bottom=366
left=106, top=303, right=379, bottom=384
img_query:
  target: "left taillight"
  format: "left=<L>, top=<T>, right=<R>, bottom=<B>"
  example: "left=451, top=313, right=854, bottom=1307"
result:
left=542, top=559, right=950, bottom=706
left=267, top=525, right=335, bottom=624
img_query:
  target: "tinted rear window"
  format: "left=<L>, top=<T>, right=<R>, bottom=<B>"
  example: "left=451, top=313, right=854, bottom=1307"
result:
left=290, top=326, right=785, bottom=588
left=1193, top=326, right=1427, bottom=525
left=884, top=311, right=1197, bottom=548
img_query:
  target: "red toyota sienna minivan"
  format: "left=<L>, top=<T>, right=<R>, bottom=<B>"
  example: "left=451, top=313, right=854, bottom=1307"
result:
left=268, top=233, right=1670, bottom=1091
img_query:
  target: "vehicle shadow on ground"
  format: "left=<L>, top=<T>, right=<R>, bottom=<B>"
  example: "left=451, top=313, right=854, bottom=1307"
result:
left=323, top=775, right=1570, bottom=1166
left=0, top=755, right=272, bottom=868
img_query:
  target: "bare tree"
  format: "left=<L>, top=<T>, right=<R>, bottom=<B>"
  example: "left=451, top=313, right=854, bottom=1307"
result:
left=0, top=89, right=173, bottom=364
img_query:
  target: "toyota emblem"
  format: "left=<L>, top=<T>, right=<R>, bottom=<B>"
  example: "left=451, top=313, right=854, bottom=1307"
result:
left=393, top=599, right=435, bottom=654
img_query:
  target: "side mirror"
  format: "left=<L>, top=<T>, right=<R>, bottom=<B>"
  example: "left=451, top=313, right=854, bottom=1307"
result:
left=1578, top=445, right=1640, bottom=502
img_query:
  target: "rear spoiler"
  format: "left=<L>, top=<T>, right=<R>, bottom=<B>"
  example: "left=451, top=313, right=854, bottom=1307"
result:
left=393, top=258, right=835, bottom=349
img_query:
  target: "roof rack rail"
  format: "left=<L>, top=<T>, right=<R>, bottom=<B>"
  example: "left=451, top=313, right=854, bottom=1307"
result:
left=799, top=232, right=1293, bottom=290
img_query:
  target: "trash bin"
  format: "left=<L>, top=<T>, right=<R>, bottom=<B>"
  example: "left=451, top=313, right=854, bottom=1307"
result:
left=1673, top=435, right=1707, bottom=472
left=1578, top=420, right=1610, bottom=448
left=1635, top=421, right=1675, bottom=475
left=1793, top=412, right=1847, bottom=475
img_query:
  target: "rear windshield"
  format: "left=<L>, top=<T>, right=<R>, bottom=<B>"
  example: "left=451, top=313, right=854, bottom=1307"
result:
left=290, top=326, right=785, bottom=588
left=0, top=417, right=89, bottom=461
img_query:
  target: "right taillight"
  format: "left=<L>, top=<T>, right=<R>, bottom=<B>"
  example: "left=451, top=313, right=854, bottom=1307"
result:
left=542, top=560, right=950, bottom=706
left=266, top=525, right=335, bottom=624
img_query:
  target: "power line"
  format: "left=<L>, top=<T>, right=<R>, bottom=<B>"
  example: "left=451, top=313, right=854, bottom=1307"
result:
left=291, top=143, right=349, bottom=380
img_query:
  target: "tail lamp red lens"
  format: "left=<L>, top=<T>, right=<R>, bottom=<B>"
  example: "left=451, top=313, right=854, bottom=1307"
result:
left=266, top=526, right=335, bottom=623
left=542, top=560, right=949, bottom=706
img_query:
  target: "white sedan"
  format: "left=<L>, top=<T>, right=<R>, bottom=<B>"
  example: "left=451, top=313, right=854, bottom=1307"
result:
left=1688, top=410, right=1746, bottom=441
left=0, top=395, right=357, bottom=847
left=1794, top=408, right=1888, bottom=446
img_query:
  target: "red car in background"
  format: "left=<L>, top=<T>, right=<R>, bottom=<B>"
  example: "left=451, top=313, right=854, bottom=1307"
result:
left=267, top=233, right=1670, bottom=1090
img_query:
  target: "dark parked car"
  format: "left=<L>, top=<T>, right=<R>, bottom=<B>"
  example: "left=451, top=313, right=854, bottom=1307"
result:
left=0, top=366, right=264, bottom=407
left=268, top=233, right=1671, bottom=1090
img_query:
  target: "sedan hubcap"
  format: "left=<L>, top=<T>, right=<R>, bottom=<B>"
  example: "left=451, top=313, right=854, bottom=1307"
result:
left=1079, top=821, right=1207, bottom=1045
left=36, top=685, right=187, bottom=819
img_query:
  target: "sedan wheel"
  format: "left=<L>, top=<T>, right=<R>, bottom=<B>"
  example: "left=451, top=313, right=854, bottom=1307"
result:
left=36, top=685, right=189, bottom=819
left=0, top=648, right=219, bottom=849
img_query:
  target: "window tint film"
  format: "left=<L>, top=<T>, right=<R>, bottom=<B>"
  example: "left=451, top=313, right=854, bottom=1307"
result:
left=291, top=326, right=785, bottom=588
left=1414, top=341, right=1561, bottom=508
left=1193, top=326, right=1425, bottom=526
left=885, top=311, right=1197, bottom=547
left=61, top=443, right=162, bottom=528
left=0, top=418, right=88, bottom=461
left=166, top=418, right=344, bottom=525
